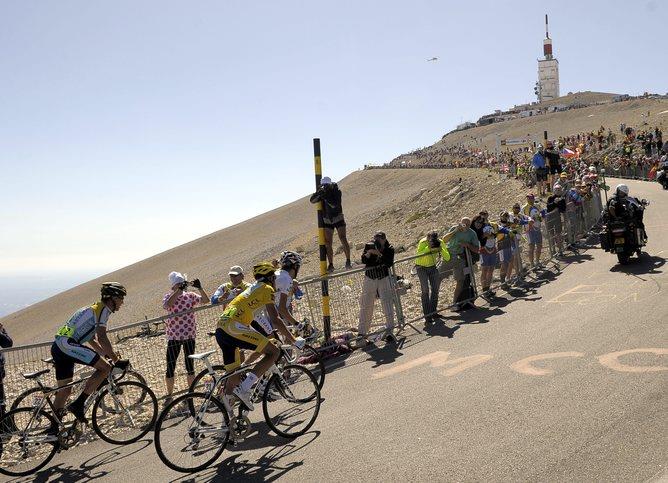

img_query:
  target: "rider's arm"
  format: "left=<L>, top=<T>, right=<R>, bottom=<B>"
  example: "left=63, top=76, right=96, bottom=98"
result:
left=94, top=326, right=119, bottom=363
left=277, top=293, right=300, bottom=326
left=266, top=303, right=296, bottom=345
left=211, top=284, right=227, bottom=305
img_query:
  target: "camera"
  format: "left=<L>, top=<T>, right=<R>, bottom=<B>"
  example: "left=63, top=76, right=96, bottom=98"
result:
left=178, top=281, right=189, bottom=290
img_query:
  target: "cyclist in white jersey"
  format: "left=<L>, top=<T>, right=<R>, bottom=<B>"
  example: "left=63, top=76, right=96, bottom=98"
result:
left=252, top=251, right=305, bottom=339
left=51, top=282, right=128, bottom=423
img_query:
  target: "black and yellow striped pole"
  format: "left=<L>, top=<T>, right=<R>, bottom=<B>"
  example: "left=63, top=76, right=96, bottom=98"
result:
left=313, top=138, right=332, bottom=342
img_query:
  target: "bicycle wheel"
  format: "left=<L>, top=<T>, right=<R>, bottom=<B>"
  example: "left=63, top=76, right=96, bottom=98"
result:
left=99, top=371, right=149, bottom=413
left=262, top=364, right=321, bottom=438
left=154, top=392, right=229, bottom=473
left=92, top=381, right=158, bottom=445
left=9, top=387, right=47, bottom=413
left=0, top=407, right=58, bottom=477
left=296, top=345, right=326, bottom=390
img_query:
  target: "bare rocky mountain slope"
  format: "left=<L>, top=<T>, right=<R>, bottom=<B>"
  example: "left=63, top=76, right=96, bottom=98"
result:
left=3, top=168, right=525, bottom=345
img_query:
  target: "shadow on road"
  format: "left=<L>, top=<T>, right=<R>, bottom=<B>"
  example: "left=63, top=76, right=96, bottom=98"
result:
left=609, top=254, right=665, bottom=275
left=11, top=439, right=153, bottom=483
left=182, top=430, right=320, bottom=482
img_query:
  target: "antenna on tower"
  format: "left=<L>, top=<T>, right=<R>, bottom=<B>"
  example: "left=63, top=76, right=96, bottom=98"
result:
left=545, top=14, right=549, bottom=39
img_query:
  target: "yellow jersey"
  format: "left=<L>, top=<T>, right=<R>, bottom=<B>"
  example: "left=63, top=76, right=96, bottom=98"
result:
left=218, top=281, right=274, bottom=328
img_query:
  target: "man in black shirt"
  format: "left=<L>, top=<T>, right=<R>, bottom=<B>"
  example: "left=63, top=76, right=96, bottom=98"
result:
left=310, top=177, right=352, bottom=272
left=544, top=141, right=562, bottom=192
left=358, top=232, right=396, bottom=344
left=546, top=184, right=566, bottom=257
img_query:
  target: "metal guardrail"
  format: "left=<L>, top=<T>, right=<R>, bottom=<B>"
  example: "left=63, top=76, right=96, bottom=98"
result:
left=0, top=188, right=605, bottom=410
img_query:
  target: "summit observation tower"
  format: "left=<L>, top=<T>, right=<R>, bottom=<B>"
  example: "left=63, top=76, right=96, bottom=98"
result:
left=536, top=14, right=560, bottom=102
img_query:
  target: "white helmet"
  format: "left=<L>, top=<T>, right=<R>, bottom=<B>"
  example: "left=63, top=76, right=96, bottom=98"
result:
left=279, top=251, right=303, bottom=268
left=615, top=184, right=629, bottom=196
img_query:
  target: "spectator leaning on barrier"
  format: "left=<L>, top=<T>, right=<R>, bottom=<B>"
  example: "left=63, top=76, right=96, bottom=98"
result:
left=442, top=217, right=480, bottom=311
left=309, top=176, right=352, bottom=272
left=496, top=211, right=517, bottom=287
left=162, top=271, right=210, bottom=404
left=358, top=232, right=397, bottom=344
left=415, top=230, right=451, bottom=324
left=0, top=323, right=13, bottom=416
left=522, top=193, right=545, bottom=267
left=212, top=266, right=249, bottom=307
left=546, top=184, right=567, bottom=257
left=479, top=223, right=498, bottom=296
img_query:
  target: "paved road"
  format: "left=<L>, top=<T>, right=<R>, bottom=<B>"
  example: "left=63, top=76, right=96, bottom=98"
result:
left=4, top=178, right=667, bottom=482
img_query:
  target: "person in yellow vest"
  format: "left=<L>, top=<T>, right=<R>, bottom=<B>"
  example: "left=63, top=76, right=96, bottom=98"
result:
left=415, top=231, right=451, bottom=324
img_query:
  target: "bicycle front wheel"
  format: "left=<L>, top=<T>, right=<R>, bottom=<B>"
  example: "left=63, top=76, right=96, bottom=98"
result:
left=262, top=364, right=321, bottom=438
left=92, top=381, right=158, bottom=445
left=297, top=345, right=326, bottom=390
left=154, top=392, right=230, bottom=473
left=0, top=407, right=58, bottom=477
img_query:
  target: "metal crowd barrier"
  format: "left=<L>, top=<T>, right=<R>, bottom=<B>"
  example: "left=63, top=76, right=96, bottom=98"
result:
left=0, top=186, right=605, bottom=409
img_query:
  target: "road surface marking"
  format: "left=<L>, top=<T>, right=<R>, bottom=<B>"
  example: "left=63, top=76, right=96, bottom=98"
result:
left=442, top=354, right=493, bottom=376
left=510, top=352, right=585, bottom=376
left=597, top=348, right=668, bottom=373
left=372, top=351, right=492, bottom=379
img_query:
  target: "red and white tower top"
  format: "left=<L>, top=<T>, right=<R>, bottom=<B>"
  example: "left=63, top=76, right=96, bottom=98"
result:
left=543, top=14, right=553, bottom=60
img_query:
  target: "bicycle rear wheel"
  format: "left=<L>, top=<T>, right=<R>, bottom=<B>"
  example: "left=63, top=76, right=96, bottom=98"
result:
left=262, top=364, right=320, bottom=438
left=187, top=366, right=226, bottom=416
left=0, top=407, right=58, bottom=477
left=9, top=387, right=47, bottom=413
left=154, top=392, right=230, bottom=473
left=92, top=381, right=158, bottom=445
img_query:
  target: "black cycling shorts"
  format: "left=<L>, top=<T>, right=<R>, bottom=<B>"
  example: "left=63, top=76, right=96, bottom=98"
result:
left=51, top=340, right=100, bottom=381
left=536, top=167, right=548, bottom=181
left=548, top=164, right=562, bottom=175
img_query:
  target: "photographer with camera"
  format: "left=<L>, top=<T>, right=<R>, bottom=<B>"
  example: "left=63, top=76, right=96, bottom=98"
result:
left=358, top=232, right=397, bottom=344
left=415, top=230, right=450, bottom=324
left=162, top=271, right=210, bottom=405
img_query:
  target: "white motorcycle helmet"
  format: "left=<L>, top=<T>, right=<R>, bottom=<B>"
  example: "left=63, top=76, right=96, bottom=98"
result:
left=615, top=184, right=629, bottom=197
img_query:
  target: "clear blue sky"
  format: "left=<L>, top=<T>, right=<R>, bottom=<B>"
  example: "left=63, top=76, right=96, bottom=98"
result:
left=1, top=0, right=666, bottom=277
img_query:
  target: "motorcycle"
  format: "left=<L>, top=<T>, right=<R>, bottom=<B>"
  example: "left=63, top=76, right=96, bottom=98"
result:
left=600, top=199, right=649, bottom=264
left=657, top=166, right=668, bottom=190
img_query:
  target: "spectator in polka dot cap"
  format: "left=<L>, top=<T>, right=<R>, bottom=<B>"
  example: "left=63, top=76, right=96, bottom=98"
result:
left=162, top=271, right=210, bottom=404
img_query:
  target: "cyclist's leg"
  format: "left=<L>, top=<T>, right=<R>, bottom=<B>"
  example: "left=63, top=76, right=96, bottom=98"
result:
left=51, top=341, right=77, bottom=411
left=246, top=320, right=273, bottom=366
left=218, top=322, right=278, bottom=394
left=55, top=338, right=110, bottom=420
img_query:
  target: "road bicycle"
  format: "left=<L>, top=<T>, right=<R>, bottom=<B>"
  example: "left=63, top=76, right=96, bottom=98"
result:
left=189, top=325, right=325, bottom=397
left=0, top=361, right=158, bottom=477
left=153, top=347, right=321, bottom=473
left=10, top=356, right=148, bottom=413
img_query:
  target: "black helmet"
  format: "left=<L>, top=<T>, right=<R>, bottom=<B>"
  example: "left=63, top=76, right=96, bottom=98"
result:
left=101, top=282, right=127, bottom=299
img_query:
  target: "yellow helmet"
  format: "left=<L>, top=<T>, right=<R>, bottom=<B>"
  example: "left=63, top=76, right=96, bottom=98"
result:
left=253, top=262, right=276, bottom=279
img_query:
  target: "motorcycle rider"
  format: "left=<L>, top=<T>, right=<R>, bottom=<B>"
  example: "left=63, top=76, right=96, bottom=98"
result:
left=657, top=155, right=668, bottom=188
left=607, top=184, right=647, bottom=241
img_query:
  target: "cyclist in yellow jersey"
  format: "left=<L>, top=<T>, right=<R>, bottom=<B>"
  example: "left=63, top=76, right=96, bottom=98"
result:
left=215, top=262, right=304, bottom=410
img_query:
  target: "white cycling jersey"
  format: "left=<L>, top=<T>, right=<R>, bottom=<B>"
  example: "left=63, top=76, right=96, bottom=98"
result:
left=55, top=302, right=110, bottom=344
left=254, top=269, right=294, bottom=333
